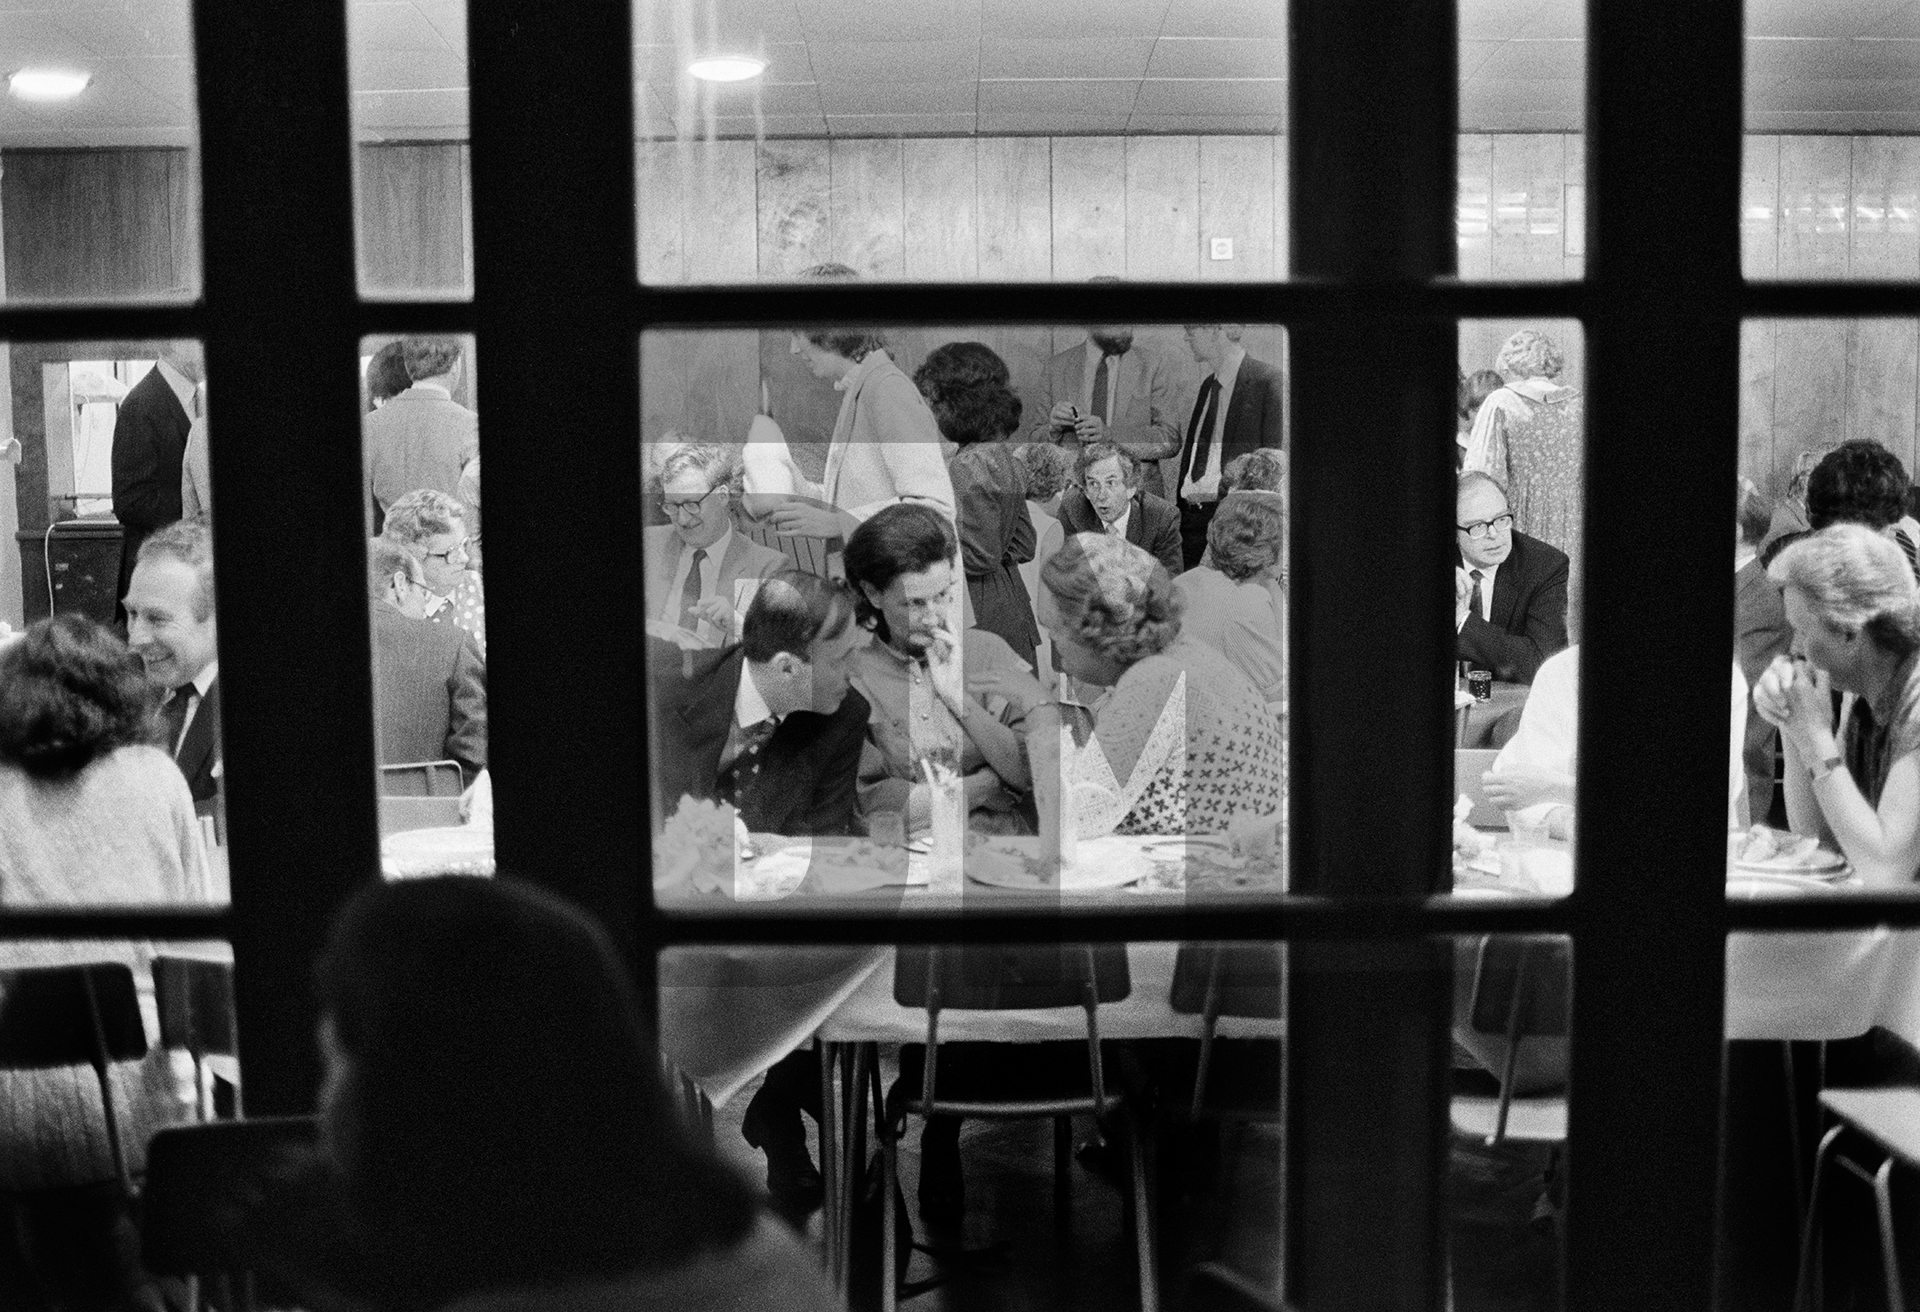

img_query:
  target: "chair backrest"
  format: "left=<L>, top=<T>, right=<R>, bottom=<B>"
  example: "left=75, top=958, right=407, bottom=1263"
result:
left=0, top=962, right=146, bottom=1069
left=378, top=794, right=464, bottom=835
left=1454, top=748, right=1506, bottom=829
left=142, top=1117, right=320, bottom=1279
left=379, top=759, right=463, bottom=798
left=894, top=944, right=1131, bottom=1011
left=154, top=956, right=237, bottom=1058
left=1169, top=943, right=1284, bottom=1020
left=1467, top=936, right=1571, bottom=1041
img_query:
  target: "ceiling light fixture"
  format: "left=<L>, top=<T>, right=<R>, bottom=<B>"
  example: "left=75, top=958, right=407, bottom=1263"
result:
left=688, top=56, right=766, bottom=83
left=10, top=68, right=89, bottom=101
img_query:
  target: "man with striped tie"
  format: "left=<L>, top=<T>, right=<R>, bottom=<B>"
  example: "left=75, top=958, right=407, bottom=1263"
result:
left=1176, top=324, right=1287, bottom=571
left=1455, top=471, right=1570, bottom=686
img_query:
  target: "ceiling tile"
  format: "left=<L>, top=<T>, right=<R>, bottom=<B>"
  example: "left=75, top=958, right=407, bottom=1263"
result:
left=0, top=11, right=100, bottom=65
left=818, top=79, right=974, bottom=114
left=980, top=0, right=1174, bottom=41
left=1862, top=3, right=1920, bottom=36
left=1513, top=0, right=1583, bottom=39
left=977, top=110, right=1134, bottom=133
left=979, top=38, right=1154, bottom=78
left=796, top=0, right=980, bottom=42
left=110, top=55, right=195, bottom=107
left=1747, top=36, right=1920, bottom=79
left=634, top=41, right=810, bottom=83
left=633, top=0, right=806, bottom=46
left=686, top=112, right=830, bottom=137
left=1458, top=0, right=1549, bottom=42
left=1746, top=108, right=1920, bottom=131
left=1125, top=112, right=1282, bottom=132
left=1459, top=107, right=1580, bottom=131
left=806, top=39, right=980, bottom=82
left=352, top=87, right=471, bottom=129
left=1132, top=78, right=1285, bottom=114
left=350, top=3, right=452, bottom=51
left=1145, top=37, right=1285, bottom=79
left=1746, top=0, right=1909, bottom=39
left=34, top=69, right=186, bottom=126
left=352, top=47, right=469, bottom=91
left=673, top=78, right=824, bottom=115
left=826, top=113, right=979, bottom=135
left=59, top=5, right=191, bottom=59
left=1756, top=76, right=1920, bottom=110
left=978, top=78, right=1141, bottom=113
left=1467, top=37, right=1584, bottom=80
left=1158, top=0, right=1285, bottom=39
left=1460, top=39, right=1502, bottom=80
left=1459, top=77, right=1583, bottom=114
left=67, top=123, right=192, bottom=147
left=413, top=0, right=467, bottom=50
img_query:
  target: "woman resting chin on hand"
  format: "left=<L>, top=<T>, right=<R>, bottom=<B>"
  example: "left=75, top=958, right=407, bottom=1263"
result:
left=1756, top=524, right=1920, bottom=887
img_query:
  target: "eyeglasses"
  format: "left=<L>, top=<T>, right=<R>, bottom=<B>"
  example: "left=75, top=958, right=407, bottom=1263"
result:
left=662, top=489, right=720, bottom=520
left=1456, top=513, right=1514, bottom=540
left=426, top=538, right=471, bottom=565
left=1084, top=478, right=1129, bottom=497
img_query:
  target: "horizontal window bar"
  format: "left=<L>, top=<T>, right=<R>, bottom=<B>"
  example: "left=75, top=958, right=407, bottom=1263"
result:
left=1743, top=283, right=1920, bottom=316
left=0, top=908, right=233, bottom=940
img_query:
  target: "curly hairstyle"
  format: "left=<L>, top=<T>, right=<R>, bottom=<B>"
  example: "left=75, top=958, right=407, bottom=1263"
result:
left=1220, top=448, right=1286, bottom=497
left=1770, top=522, right=1920, bottom=657
left=1806, top=439, right=1912, bottom=532
left=1016, top=442, right=1072, bottom=503
left=1460, top=369, right=1505, bottom=421
left=798, top=262, right=888, bottom=361
left=400, top=337, right=463, bottom=382
left=1494, top=330, right=1565, bottom=381
left=1073, top=440, right=1138, bottom=488
left=912, top=342, right=1022, bottom=445
left=1208, top=492, right=1287, bottom=584
left=1041, top=532, right=1183, bottom=668
left=0, top=615, right=162, bottom=779
left=649, top=437, right=745, bottom=499
left=380, top=489, right=467, bottom=550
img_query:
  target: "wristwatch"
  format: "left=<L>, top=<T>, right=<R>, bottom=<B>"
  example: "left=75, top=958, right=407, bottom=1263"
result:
left=1813, top=753, right=1845, bottom=782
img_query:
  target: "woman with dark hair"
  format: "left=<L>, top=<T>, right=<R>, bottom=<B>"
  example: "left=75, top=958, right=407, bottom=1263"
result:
left=914, top=341, right=1041, bottom=669
left=0, top=614, right=210, bottom=1311
left=762, top=266, right=956, bottom=540
left=278, top=876, right=834, bottom=1312
left=364, top=340, right=411, bottom=414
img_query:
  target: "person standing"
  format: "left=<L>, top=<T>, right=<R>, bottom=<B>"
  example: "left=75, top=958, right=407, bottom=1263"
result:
left=123, top=520, right=222, bottom=805
left=1462, top=329, right=1584, bottom=605
left=1175, top=324, right=1287, bottom=571
left=363, top=337, right=479, bottom=533
left=1029, top=283, right=1184, bottom=500
left=111, top=342, right=203, bottom=614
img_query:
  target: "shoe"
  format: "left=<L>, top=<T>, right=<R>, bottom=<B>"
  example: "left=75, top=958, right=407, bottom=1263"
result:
left=1074, top=1132, right=1127, bottom=1190
left=742, top=1094, right=824, bottom=1211
left=917, top=1124, right=965, bottom=1226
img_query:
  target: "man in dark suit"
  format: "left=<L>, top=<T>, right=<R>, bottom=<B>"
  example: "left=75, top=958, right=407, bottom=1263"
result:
left=1735, top=480, right=1792, bottom=824
left=124, top=520, right=222, bottom=805
left=646, top=569, right=871, bottom=1210
left=112, top=344, right=202, bottom=616
left=1028, top=287, right=1185, bottom=499
left=1056, top=441, right=1184, bottom=578
left=1455, top=471, right=1569, bottom=685
left=367, top=540, right=488, bottom=782
left=1174, top=323, right=1287, bottom=570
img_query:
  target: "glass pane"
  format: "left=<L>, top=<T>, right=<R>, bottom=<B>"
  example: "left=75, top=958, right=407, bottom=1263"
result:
left=1453, top=321, right=1583, bottom=894
left=0, top=340, right=226, bottom=905
left=633, top=0, right=1288, bottom=282
left=1457, top=0, right=1585, bottom=283
left=0, top=1, right=201, bottom=302
left=349, top=0, right=472, bottom=297
left=643, top=323, right=1288, bottom=913
left=360, top=334, right=490, bottom=861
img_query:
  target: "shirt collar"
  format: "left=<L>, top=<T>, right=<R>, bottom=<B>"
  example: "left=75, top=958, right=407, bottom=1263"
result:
left=409, top=381, right=453, bottom=399
left=189, top=660, right=219, bottom=698
left=683, top=525, right=733, bottom=565
left=736, top=660, right=778, bottom=730
left=155, top=360, right=198, bottom=417
left=1104, top=499, right=1133, bottom=538
left=1213, top=344, right=1247, bottom=392
left=836, top=348, right=892, bottom=393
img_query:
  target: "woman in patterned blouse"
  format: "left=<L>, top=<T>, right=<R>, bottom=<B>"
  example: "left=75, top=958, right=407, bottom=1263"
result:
left=979, top=532, right=1285, bottom=837
left=382, top=488, right=487, bottom=657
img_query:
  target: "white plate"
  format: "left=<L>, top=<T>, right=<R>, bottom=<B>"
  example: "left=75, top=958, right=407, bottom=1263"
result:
left=1732, top=854, right=1848, bottom=875
left=1137, top=836, right=1232, bottom=861
left=965, top=836, right=1152, bottom=892
left=381, top=826, right=495, bottom=879
left=1727, top=872, right=1843, bottom=899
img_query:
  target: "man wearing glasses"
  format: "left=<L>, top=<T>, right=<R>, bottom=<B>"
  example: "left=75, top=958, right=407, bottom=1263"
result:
left=1455, top=470, right=1569, bottom=684
left=644, top=440, right=788, bottom=648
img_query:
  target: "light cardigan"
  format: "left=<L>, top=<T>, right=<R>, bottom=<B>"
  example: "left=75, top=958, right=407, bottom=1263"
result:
left=807, top=350, right=956, bottom=523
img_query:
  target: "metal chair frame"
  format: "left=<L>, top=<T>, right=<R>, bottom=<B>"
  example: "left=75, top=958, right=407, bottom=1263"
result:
left=377, top=759, right=464, bottom=797
left=1792, top=1089, right=1920, bottom=1312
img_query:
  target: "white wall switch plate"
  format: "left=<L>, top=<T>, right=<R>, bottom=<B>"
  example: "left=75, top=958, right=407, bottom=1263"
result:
left=1210, top=237, right=1234, bottom=260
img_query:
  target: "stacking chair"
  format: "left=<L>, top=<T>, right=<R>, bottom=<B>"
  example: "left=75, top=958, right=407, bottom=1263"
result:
left=1453, top=748, right=1506, bottom=830
left=879, top=944, right=1155, bottom=1312
left=377, top=794, right=464, bottom=835
left=378, top=759, right=463, bottom=797
left=1449, top=936, right=1570, bottom=1148
left=1170, top=943, right=1285, bottom=1122
left=142, top=1116, right=319, bottom=1312
left=154, top=956, right=239, bottom=1121
left=1187, top=1261, right=1286, bottom=1312
left=1793, top=1087, right=1920, bottom=1312
left=0, top=962, right=147, bottom=1197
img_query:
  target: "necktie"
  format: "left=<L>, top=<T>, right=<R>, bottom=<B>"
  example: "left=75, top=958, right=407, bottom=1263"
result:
left=1181, top=375, right=1222, bottom=494
left=718, top=717, right=779, bottom=803
left=1091, top=353, right=1114, bottom=422
left=679, top=548, right=707, bottom=630
left=1468, top=569, right=1484, bottom=624
left=161, top=685, right=194, bottom=753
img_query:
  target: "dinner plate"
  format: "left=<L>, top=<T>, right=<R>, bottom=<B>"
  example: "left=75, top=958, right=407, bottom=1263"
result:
left=1728, top=872, right=1844, bottom=899
left=381, top=826, right=496, bottom=879
left=1732, top=852, right=1848, bottom=875
left=1137, top=836, right=1232, bottom=862
left=964, top=836, right=1152, bottom=892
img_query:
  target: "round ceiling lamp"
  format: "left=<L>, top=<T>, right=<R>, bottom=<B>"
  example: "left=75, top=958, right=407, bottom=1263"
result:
left=9, top=68, right=90, bottom=101
left=688, top=56, right=766, bottom=83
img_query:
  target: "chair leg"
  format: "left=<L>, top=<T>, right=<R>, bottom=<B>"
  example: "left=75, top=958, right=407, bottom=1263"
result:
left=1794, top=1124, right=1845, bottom=1312
left=818, top=1042, right=842, bottom=1292
left=1875, top=1158, right=1906, bottom=1312
left=90, top=1062, right=132, bottom=1200
left=881, top=1121, right=900, bottom=1312
left=1123, top=1110, right=1159, bottom=1312
left=1055, top=1115, right=1074, bottom=1227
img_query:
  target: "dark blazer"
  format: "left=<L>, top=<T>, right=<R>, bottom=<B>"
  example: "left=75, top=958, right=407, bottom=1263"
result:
left=1456, top=530, right=1570, bottom=684
left=175, top=676, right=221, bottom=804
left=1057, top=487, right=1185, bottom=578
left=369, top=601, right=488, bottom=781
left=111, top=366, right=193, bottom=600
left=1176, top=351, right=1287, bottom=498
left=1735, top=555, right=1793, bottom=823
left=647, top=640, right=869, bottom=837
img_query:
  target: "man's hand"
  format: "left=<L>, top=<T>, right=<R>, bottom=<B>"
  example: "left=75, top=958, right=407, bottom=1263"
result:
left=1048, top=401, right=1081, bottom=433
left=689, top=596, right=734, bottom=639
left=966, top=663, right=1053, bottom=716
left=963, top=766, right=1008, bottom=811
left=1072, top=413, right=1107, bottom=442
left=766, top=499, right=858, bottom=539
left=1454, top=567, right=1473, bottom=628
left=1480, top=766, right=1574, bottom=813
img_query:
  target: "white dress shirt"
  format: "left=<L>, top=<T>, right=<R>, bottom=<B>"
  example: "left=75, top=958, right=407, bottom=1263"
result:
left=1180, top=345, right=1246, bottom=503
left=1102, top=501, right=1133, bottom=541
left=1455, top=561, right=1500, bottom=631
left=173, top=660, right=219, bottom=754
left=662, top=527, right=735, bottom=642
left=721, top=660, right=781, bottom=773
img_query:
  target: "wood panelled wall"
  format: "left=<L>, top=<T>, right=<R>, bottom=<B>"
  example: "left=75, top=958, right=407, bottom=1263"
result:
left=2, top=149, right=200, bottom=300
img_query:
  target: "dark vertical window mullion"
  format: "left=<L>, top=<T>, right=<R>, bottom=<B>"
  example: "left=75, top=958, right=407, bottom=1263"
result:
left=1569, top=2, right=1743, bottom=1307
left=1286, top=1, right=1458, bottom=1307
left=466, top=4, right=649, bottom=993
left=192, top=0, right=375, bottom=1112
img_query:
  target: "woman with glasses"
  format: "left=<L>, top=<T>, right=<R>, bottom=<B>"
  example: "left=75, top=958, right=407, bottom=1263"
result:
left=382, top=487, right=487, bottom=657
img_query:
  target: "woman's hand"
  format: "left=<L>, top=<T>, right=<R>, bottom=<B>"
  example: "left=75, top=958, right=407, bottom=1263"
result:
left=765, top=499, right=858, bottom=539
left=965, top=663, right=1054, bottom=717
left=1758, top=655, right=1838, bottom=759
left=1751, top=654, right=1797, bottom=732
left=925, top=623, right=967, bottom=718
left=1480, top=767, right=1574, bottom=813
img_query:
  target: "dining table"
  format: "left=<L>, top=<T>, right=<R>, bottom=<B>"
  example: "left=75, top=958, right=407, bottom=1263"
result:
left=1455, top=679, right=1530, bottom=748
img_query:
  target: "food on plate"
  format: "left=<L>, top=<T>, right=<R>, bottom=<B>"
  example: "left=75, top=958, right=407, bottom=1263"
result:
left=653, top=796, right=750, bottom=894
left=1453, top=819, right=1493, bottom=858
left=1734, top=824, right=1819, bottom=867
